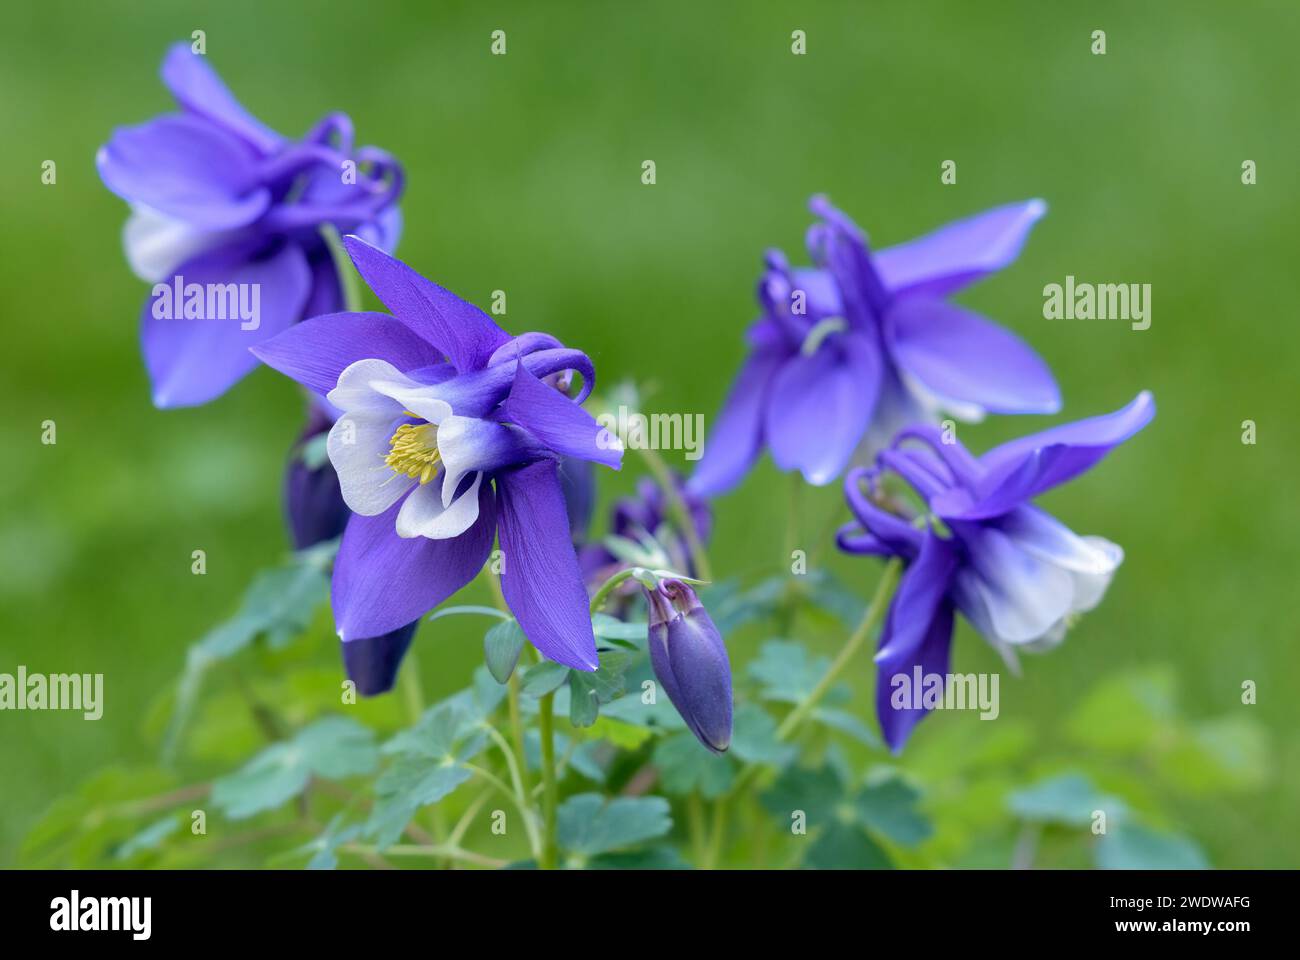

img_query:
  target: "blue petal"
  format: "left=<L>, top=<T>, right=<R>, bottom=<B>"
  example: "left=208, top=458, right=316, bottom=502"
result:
left=873, top=533, right=959, bottom=752
left=939, top=392, right=1156, bottom=520
left=764, top=333, right=882, bottom=486
left=874, top=199, right=1047, bottom=299
left=251, top=311, right=451, bottom=396
left=494, top=461, right=599, bottom=670
left=142, top=241, right=310, bottom=408
left=886, top=296, right=1060, bottom=415
left=342, top=236, right=511, bottom=373
left=688, top=344, right=787, bottom=498
left=331, top=482, right=497, bottom=640
left=160, top=42, right=284, bottom=155
left=502, top=361, right=623, bottom=469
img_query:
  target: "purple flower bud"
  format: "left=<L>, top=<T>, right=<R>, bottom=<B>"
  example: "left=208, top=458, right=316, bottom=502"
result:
left=341, top=620, right=419, bottom=696
left=284, top=407, right=350, bottom=550
left=645, top=580, right=732, bottom=753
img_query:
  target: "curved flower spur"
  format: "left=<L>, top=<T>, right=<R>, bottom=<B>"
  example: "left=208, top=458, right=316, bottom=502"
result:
left=837, top=391, right=1155, bottom=752
left=253, top=236, right=624, bottom=682
left=97, top=42, right=403, bottom=407
left=691, top=195, right=1060, bottom=497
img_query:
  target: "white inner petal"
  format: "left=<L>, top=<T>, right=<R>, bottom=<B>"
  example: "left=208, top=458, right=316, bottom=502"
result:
left=1001, top=507, right=1123, bottom=576
left=124, top=203, right=233, bottom=283
left=396, top=471, right=483, bottom=540
left=327, top=412, right=414, bottom=516
left=960, top=526, right=1074, bottom=645
left=328, top=359, right=453, bottom=425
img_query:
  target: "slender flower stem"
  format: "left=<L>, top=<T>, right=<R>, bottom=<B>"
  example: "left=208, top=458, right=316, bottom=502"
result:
left=320, top=224, right=362, bottom=312
left=448, top=790, right=492, bottom=849
left=688, top=793, right=708, bottom=865
left=636, top=446, right=712, bottom=581
left=703, top=793, right=729, bottom=869
left=777, top=472, right=803, bottom=636
left=486, top=567, right=537, bottom=857
left=537, top=692, right=560, bottom=870
left=776, top=556, right=901, bottom=738
left=339, top=843, right=506, bottom=869
left=399, top=651, right=448, bottom=855
left=588, top=566, right=640, bottom=614
left=483, top=728, right=541, bottom=856
left=728, top=557, right=903, bottom=799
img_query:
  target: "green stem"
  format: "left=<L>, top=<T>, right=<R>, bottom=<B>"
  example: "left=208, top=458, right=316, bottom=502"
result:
left=483, top=728, right=541, bottom=856
left=776, top=556, right=901, bottom=739
left=588, top=566, right=640, bottom=614
left=704, top=796, right=728, bottom=869
left=777, top=472, right=803, bottom=636
left=636, top=446, right=712, bottom=581
left=729, top=557, right=903, bottom=798
left=339, top=843, right=506, bottom=869
left=538, top=692, right=560, bottom=870
left=486, top=567, right=537, bottom=855
left=320, top=224, right=362, bottom=312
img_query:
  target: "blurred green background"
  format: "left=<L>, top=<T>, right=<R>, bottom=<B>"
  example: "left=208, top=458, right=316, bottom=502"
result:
left=2, top=0, right=1296, bottom=867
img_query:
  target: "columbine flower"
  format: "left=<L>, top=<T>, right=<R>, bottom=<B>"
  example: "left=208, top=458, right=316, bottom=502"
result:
left=837, top=391, right=1155, bottom=751
left=97, top=43, right=403, bottom=407
left=644, top=579, right=732, bottom=753
left=690, top=196, right=1059, bottom=496
left=253, top=236, right=623, bottom=675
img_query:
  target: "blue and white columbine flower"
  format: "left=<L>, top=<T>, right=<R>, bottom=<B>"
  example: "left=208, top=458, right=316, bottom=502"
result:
left=838, top=392, right=1155, bottom=751
left=254, top=237, right=623, bottom=680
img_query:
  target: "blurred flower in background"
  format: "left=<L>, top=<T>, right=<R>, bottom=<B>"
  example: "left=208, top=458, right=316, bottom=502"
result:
left=691, top=195, right=1058, bottom=497
left=97, top=42, right=404, bottom=407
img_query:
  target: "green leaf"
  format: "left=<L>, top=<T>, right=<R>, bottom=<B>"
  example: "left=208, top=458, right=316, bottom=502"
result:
left=1158, top=715, right=1270, bottom=794
left=303, top=815, right=363, bottom=870
left=591, top=613, right=648, bottom=642
left=854, top=777, right=932, bottom=847
left=557, top=794, right=672, bottom=855
left=812, top=707, right=882, bottom=748
left=1096, top=823, right=1209, bottom=870
left=567, top=651, right=634, bottom=727
left=1065, top=667, right=1178, bottom=754
left=167, top=560, right=330, bottom=758
left=800, top=570, right=867, bottom=628
left=113, top=815, right=181, bottom=860
left=520, top=661, right=570, bottom=698
left=569, top=680, right=600, bottom=727
left=805, top=820, right=894, bottom=869
left=653, top=733, right=736, bottom=798
left=729, top=704, right=797, bottom=766
left=586, top=716, right=655, bottom=750
left=212, top=716, right=377, bottom=819
left=484, top=619, right=526, bottom=684
left=596, top=661, right=686, bottom=732
left=19, top=767, right=178, bottom=867
left=1007, top=773, right=1121, bottom=827
left=588, top=846, right=690, bottom=870
left=760, top=764, right=845, bottom=826
left=368, top=757, right=473, bottom=848
left=748, top=640, right=830, bottom=704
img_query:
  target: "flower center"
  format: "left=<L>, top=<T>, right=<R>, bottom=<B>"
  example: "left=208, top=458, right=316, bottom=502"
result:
left=384, top=420, right=441, bottom=483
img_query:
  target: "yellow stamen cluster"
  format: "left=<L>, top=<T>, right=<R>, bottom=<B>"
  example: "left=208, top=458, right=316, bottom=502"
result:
left=384, top=421, right=441, bottom=483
